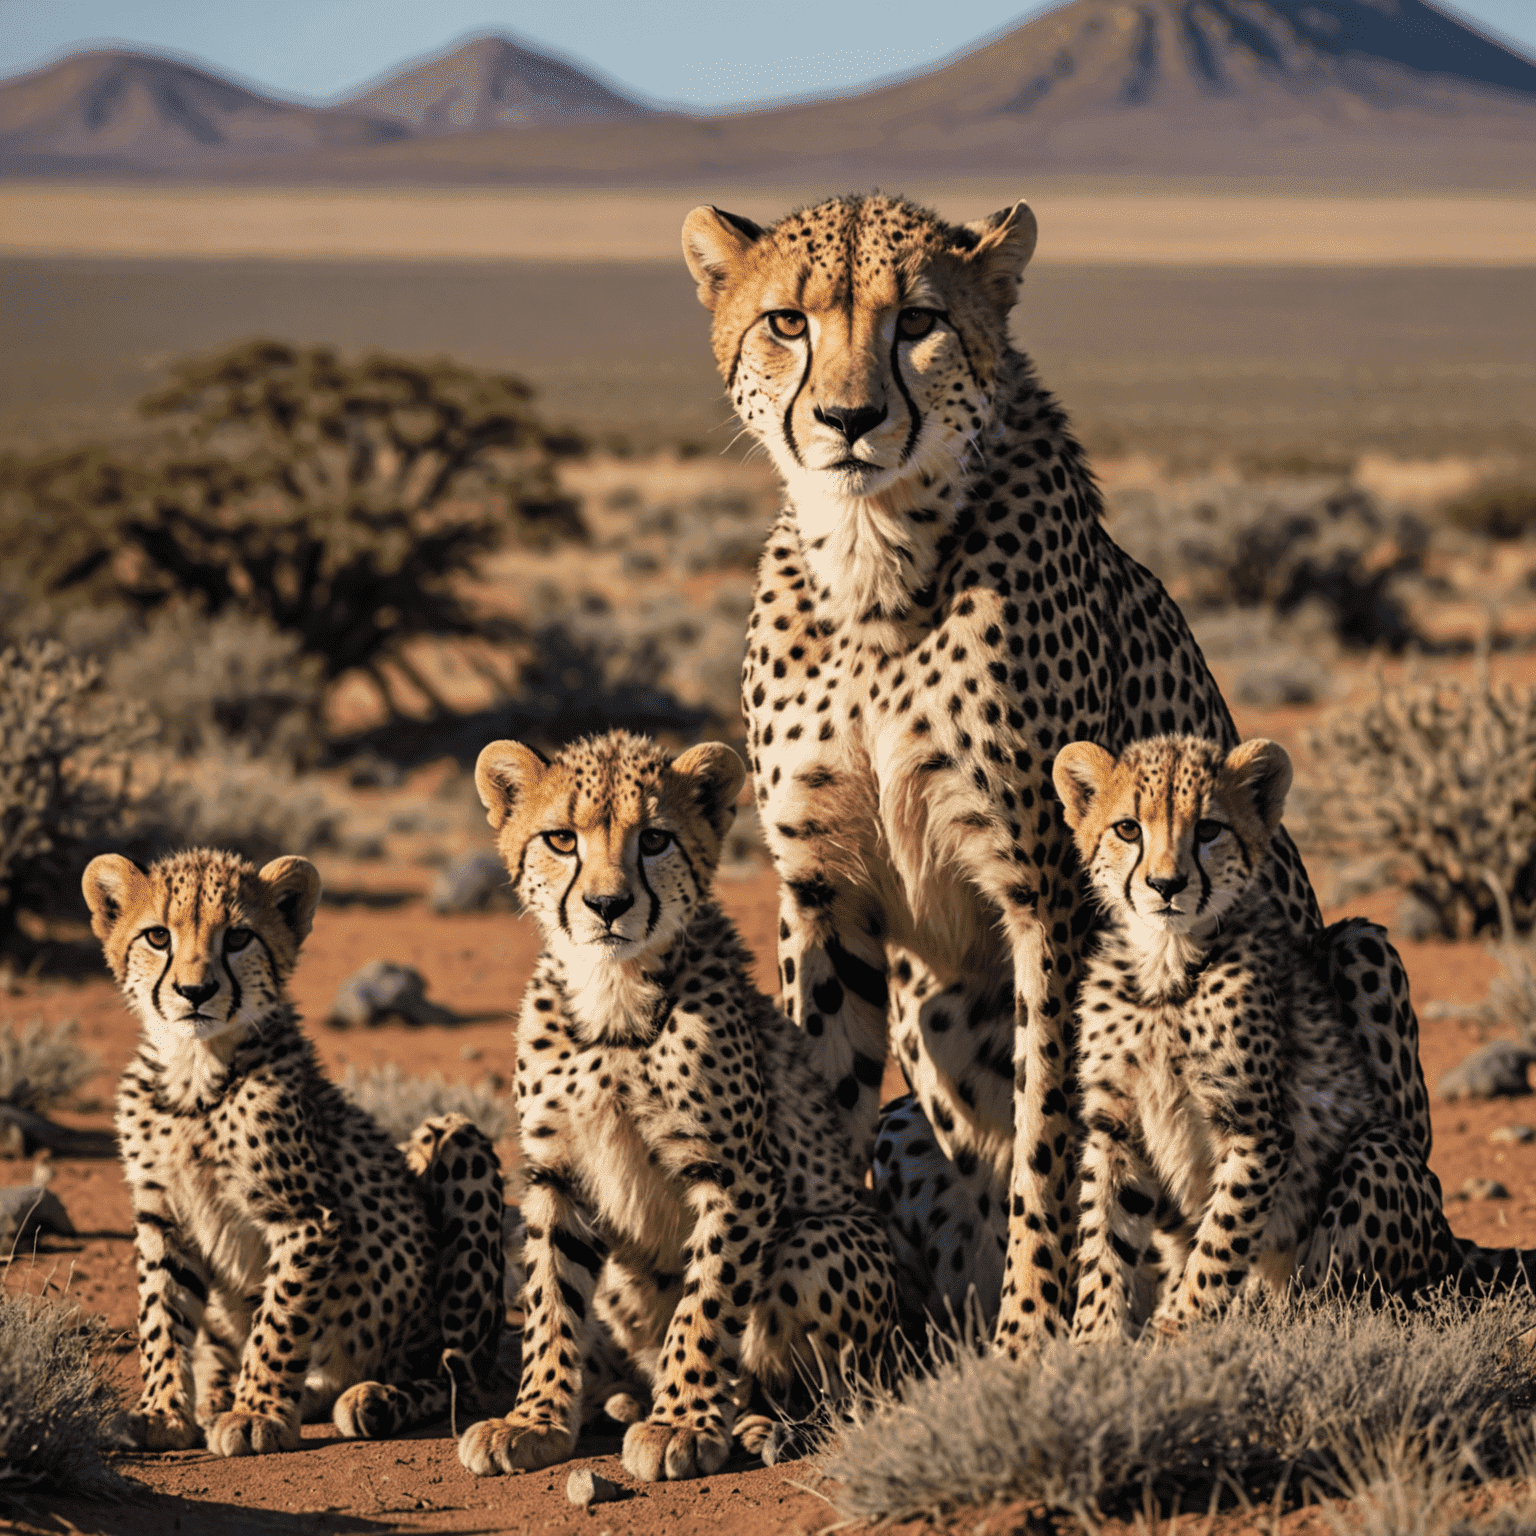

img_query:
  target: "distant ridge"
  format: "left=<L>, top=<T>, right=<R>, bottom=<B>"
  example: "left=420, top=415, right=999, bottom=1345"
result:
left=0, top=50, right=403, bottom=174
left=339, top=34, right=650, bottom=134
left=1, top=0, right=1534, bottom=185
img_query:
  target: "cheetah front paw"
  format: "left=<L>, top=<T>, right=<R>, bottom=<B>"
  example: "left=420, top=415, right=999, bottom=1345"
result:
left=207, top=1408, right=299, bottom=1457
left=108, top=1406, right=201, bottom=1451
left=334, top=1381, right=408, bottom=1440
left=457, top=1415, right=574, bottom=1477
left=622, top=1419, right=730, bottom=1481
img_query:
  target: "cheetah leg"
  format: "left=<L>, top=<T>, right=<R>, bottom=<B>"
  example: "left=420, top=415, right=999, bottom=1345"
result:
left=1298, top=1121, right=1459, bottom=1297
left=588, top=1252, right=676, bottom=1422
left=772, top=881, right=892, bottom=1161
left=872, top=1093, right=1009, bottom=1327
left=995, top=911, right=1077, bottom=1355
left=411, top=1115, right=507, bottom=1385
left=582, top=1277, right=659, bottom=1427
left=621, top=1159, right=780, bottom=1482
left=114, top=1184, right=211, bottom=1451
left=887, top=952, right=1016, bottom=1181
left=458, top=1178, right=602, bottom=1478
left=1153, top=1129, right=1285, bottom=1335
left=741, top=1209, right=896, bottom=1406
left=337, top=1115, right=510, bottom=1442
left=734, top=1206, right=898, bottom=1466
left=208, top=1207, right=344, bottom=1457
left=1072, top=1116, right=1160, bottom=1345
left=1321, top=920, right=1432, bottom=1158
left=192, top=1291, right=251, bottom=1432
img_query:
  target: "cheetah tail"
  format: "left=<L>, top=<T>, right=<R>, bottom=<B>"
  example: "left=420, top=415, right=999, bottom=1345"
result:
left=1448, top=1236, right=1536, bottom=1296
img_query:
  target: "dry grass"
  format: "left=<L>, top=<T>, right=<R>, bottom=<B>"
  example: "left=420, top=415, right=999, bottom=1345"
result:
left=0, top=1283, right=129, bottom=1503
left=825, top=1292, right=1536, bottom=1529
left=0, top=1019, right=99, bottom=1112
left=340, top=1061, right=515, bottom=1145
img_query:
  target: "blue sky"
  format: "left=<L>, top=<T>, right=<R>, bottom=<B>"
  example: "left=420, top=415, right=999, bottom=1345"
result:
left=1, top=0, right=1533, bottom=110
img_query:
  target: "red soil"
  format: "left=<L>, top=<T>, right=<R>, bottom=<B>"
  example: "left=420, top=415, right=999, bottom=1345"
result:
left=6, top=863, right=1536, bottom=1536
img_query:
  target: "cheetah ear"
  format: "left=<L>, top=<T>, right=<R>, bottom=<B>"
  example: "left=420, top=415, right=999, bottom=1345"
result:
left=671, top=741, right=746, bottom=832
left=962, top=201, right=1037, bottom=314
left=258, top=856, right=322, bottom=947
left=81, top=853, right=149, bottom=944
left=682, top=206, right=763, bottom=311
left=1051, top=741, right=1118, bottom=831
left=475, top=740, right=548, bottom=831
left=1221, top=739, right=1293, bottom=836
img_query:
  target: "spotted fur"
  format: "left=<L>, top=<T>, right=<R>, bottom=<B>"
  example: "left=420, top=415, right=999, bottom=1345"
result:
left=85, top=849, right=504, bottom=1456
left=683, top=190, right=1350, bottom=1351
left=457, top=731, right=894, bottom=1483
left=1055, top=735, right=1536, bottom=1338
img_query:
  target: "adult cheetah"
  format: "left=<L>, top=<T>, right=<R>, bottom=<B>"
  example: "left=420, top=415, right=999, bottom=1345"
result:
left=1055, top=733, right=1536, bottom=1338
left=85, top=848, right=504, bottom=1456
left=682, top=190, right=1428, bottom=1350
left=457, top=731, right=894, bottom=1483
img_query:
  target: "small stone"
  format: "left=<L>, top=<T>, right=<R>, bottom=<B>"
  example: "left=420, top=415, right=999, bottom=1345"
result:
left=1490, top=1124, right=1535, bottom=1145
left=0, top=1185, right=75, bottom=1243
left=430, top=850, right=512, bottom=915
left=566, top=1468, right=621, bottom=1508
left=326, top=960, right=458, bottom=1029
left=1462, top=1176, right=1511, bottom=1201
left=1438, top=1040, right=1536, bottom=1101
left=460, top=1044, right=483, bottom=1062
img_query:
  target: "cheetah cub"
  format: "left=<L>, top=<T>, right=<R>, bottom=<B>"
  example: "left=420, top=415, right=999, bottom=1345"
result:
left=459, top=731, right=895, bottom=1484
left=85, top=848, right=504, bottom=1457
left=1054, top=735, right=1448, bottom=1340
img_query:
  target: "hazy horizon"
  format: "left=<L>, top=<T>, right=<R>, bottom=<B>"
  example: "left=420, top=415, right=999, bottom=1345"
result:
left=3, top=0, right=1535, bottom=116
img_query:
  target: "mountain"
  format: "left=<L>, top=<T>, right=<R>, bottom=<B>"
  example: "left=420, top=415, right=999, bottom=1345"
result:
left=339, top=35, right=650, bottom=134
left=0, top=50, right=407, bottom=174
left=278, top=0, right=1536, bottom=188
left=1, top=1, right=1533, bottom=185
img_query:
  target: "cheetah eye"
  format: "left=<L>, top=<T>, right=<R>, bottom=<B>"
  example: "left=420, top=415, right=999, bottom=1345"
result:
left=142, top=926, right=171, bottom=950
left=638, top=828, right=672, bottom=857
left=897, top=309, right=937, bottom=340
left=768, top=310, right=806, bottom=340
left=543, top=831, right=577, bottom=855
left=1195, top=819, right=1226, bottom=845
left=1113, top=819, right=1141, bottom=843
left=225, top=927, right=254, bottom=953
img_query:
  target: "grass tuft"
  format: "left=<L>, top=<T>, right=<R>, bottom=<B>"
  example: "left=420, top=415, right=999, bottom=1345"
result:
left=0, top=1018, right=100, bottom=1110
left=0, top=1285, right=130, bottom=1502
left=824, top=1292, right=1536, bottom=1528
left=340, top=1061, right=514, bottom=1145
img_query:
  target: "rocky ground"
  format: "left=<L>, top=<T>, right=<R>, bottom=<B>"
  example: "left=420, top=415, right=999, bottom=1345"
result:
left=5, top=846, right=1536, bottom=1535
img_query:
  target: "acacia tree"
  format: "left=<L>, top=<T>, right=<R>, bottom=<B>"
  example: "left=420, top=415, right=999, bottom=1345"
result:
left=1, top=341, right=586, bottom=715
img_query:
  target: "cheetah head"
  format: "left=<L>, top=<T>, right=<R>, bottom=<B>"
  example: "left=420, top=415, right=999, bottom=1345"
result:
left=82, top=848, right=321, bottom=1049
left=1053, top=735, right=1291, bottom=941
left=475, top=730, right=745, bottom=982
left=682, top=192, right=1035, bottom=518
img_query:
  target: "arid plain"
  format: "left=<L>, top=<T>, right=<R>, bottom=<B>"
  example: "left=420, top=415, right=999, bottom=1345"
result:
left=5, top=168, right=1536, bottom=1535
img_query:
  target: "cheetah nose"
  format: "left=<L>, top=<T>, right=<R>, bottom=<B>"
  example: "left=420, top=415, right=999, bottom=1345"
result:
left=814, top=404, right=888, bottom=445
left=1145, top=873, right=1189, bottom=900
left=172, top=979, right=219, bottom=1008
left=583, top=891, right=635, bottom=925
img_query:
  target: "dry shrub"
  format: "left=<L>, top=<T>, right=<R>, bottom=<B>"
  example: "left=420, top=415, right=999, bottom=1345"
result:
left=0, top=1288, right=129, bottom=1502
left=103, top=608, right=325, bottom=768
left=825, top=1291, right=1536, bottom=1528
left=135, top=748, right=347, bottom=868
left=0, top=639, right=149, bottom=941
left=0, top=1019, right=100, bottom=1110
left=341, top=1061, right=514, bottom=1145
left=1106, top=479, right=1422, bottom=650
left=1306, top=663, right=1536, bottom=938
left=1442, top=478, right=1536, bottom=542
